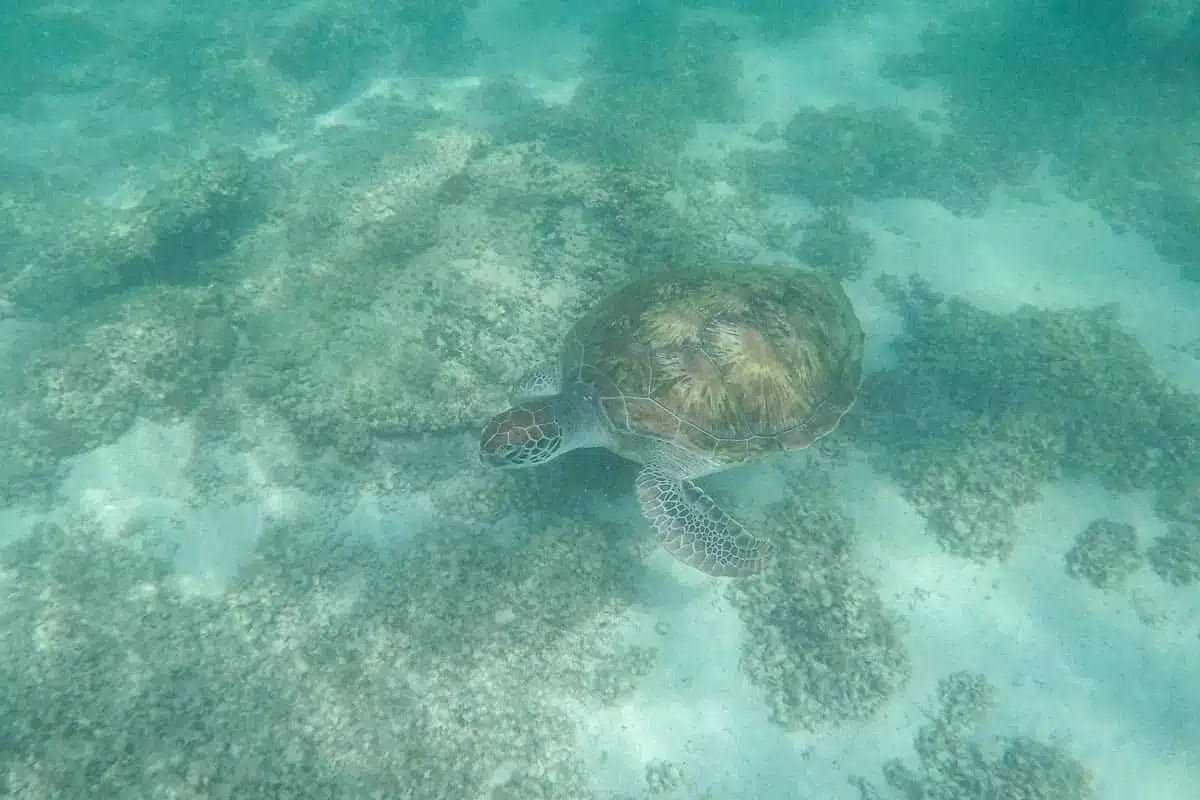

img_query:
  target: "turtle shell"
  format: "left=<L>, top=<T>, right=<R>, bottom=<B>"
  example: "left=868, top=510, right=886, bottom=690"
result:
left=560, top=264, right=863, bottom=467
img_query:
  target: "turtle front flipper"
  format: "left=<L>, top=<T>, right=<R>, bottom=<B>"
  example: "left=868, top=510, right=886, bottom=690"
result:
left=634, top=465, right=775, bottom=577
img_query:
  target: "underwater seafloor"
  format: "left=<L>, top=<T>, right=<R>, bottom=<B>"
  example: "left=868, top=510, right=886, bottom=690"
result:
left=1, top=0, right=1198, bottom=798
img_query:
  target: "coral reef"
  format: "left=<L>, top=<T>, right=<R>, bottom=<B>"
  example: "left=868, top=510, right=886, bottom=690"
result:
left=2, top=148, right=263, bottom=319
left=2, top=4, right=1194, bottom=796
left=643, top=759, right=689, bottom=796
left=0, top=285, right=238, bottom=507
left=724, top=2, right=1199, bottom=279
left=854, top=274, right=1200, bottom=561
left=1132, top=0, right=1200, bottom=40
left=729, top=105, right=1004, bottom=215
left=731, top=0, right=851, bottom=41
left=1146, top=524, right=1200, bottom=586
left=0, top=4, right=115, bottom=113
left=531, top=1, right=743, bottom=165
left=0, top=456, right=648, bottom=797
left=0, top=0, right=481, bottom=131
left=1155, top=460, right=1200, bottom=533
left=881, top=1, right=1200, bottom=280
left=872, top=672, right=1094, bottom=799
left=793, top=207, right=875, bottom=281
left=1065, top=519, right=1143, bottom=590
left=731, top=461, right=910, bottom=731
left=265, top=0, right=481, bottom=106
left=231, top=128, right=712, bottom=456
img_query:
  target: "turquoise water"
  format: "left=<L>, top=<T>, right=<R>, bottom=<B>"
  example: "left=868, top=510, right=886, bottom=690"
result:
left=1, top=1, right=1197, bottom=797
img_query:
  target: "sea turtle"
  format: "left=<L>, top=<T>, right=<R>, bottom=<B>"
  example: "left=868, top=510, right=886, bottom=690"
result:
left=479, top=264, right=864, bottom=577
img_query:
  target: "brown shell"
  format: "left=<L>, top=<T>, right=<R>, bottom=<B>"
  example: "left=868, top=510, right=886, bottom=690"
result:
left=560, top=264, right=863, bottom=466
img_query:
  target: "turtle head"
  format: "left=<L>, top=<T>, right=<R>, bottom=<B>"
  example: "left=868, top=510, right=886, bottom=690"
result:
left=479, top=401, right=567, bottom=469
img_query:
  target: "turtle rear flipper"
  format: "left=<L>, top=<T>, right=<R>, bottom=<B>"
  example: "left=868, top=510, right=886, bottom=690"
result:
left=634, top=465, right=775, bottom=577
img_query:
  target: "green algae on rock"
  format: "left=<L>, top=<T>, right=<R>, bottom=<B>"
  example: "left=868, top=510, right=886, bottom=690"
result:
left=1147, top=524, right=1200, bottom=587
left=1065, top=519, right=1143, bottom=590
left=876, top=672, right=1094, bottom=800
left=0, top=285, right=238, bottom=508
left=731, top=464, right=910, bottom=731
left=0, top=457, right=649, bottom=799
left=856, top=274, right=1200, bottom=561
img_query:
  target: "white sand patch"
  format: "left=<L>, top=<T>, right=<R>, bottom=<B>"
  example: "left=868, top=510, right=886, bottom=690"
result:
left=570, top=459, right=893, bottom=799
left=839, top=453, right=1200, bottom=799
left=671, top=3, right=1200, bottom=395
left=0, top=419, right=309, bottom=597
left=572, top=507, right=818, bottom=800
left=467, top=0, right=595, bottom=83
left=732, top=2, right=949, bottom=130
left=333, top=487, right=437, bottom=549
left=569, top=448, right=1199, bottom=799
left=851, top=183, right=1200, bottom=393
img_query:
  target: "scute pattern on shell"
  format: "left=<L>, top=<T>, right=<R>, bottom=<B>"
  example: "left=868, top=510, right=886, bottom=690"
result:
left=560, top=264, right=864, bottom=467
